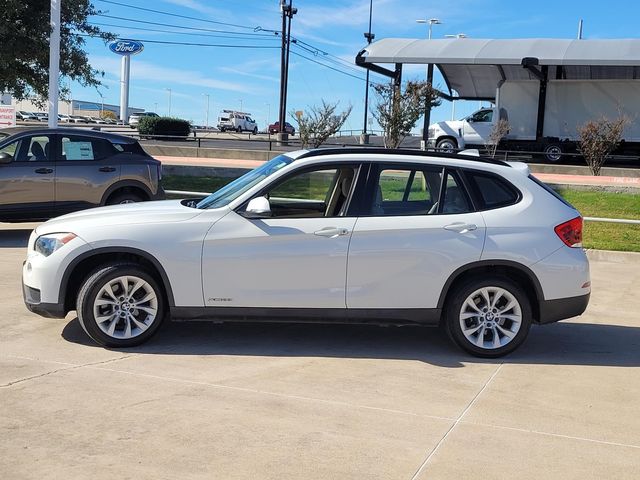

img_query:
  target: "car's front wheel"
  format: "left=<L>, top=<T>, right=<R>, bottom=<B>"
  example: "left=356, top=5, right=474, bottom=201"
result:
left=445, top=276, right=532, bottom=357
left=77, top=263, right=166, bottom=347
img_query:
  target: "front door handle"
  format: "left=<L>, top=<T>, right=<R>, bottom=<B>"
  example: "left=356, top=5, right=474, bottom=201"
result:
left=314, top=227, right=350, bottom=238
left=99, top=166, right=116, bottom=172
left=444, top=222, right=477, bottom=234
left=34, top=168, right=53, bottom=174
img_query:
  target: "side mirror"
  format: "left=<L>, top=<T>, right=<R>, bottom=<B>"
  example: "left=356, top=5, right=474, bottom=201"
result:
left=0, top=152, right=13, bottom=164
left=244, top=196, right=271, bottom=217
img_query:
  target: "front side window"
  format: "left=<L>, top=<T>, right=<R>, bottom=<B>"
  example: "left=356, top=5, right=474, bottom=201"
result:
left=0, top=135, right=51, bottom=162
left=265, top=166, right=356, bottom=218
left=470, top=110, right=493, bottom=123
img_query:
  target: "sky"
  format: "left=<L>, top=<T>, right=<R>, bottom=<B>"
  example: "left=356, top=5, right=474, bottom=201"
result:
left=71, top=0, right=640, bottom=131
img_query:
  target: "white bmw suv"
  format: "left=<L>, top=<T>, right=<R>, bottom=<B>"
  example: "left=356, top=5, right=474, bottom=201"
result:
left=22, top=149, right=590, bottom=357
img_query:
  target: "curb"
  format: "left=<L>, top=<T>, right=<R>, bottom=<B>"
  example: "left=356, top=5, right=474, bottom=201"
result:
left=586, top=249, right=640, bottom=264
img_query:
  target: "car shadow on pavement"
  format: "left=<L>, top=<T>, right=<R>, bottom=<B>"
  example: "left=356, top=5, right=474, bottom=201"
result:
left=61, top=318, right=640, bottom=368
left=0, top=229, right=32, bottom=248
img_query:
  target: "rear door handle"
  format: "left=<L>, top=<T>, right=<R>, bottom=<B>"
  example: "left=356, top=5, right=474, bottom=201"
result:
left=444, top=223, right=477, bottom=234
left=314, top=227, right=350, bottom=238
left=34, top=168, right=53, bottom=174
left=99, top=166, right=116, bottom=172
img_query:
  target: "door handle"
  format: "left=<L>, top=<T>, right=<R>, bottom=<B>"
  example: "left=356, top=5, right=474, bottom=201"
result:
left=444, top=223, right=477, bottom=234
left=314, top=227, right=350, bottom=238
left=99, top=166, right=116, bottom=172
left=34, top=168, right=53, bottom=174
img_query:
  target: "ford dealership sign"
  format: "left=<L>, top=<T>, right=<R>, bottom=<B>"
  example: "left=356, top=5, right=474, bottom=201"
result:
left=109, top=40, right=144, bottom=56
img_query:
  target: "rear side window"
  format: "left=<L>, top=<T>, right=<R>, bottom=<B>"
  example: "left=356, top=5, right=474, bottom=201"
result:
left=112, top=141, right=146, bottom=155
left=465, top=171, right=520, bottom=210
left=61, top=135, right=116, bottom=161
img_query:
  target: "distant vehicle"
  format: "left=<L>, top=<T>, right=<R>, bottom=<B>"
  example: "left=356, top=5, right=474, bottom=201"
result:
left=217, top=110, right=258, bottom=134
left=90, top=117, right=107, bottom=124
left=67, top=115, right=88, bottom=124
left=17, top=111, right=38, bottom=121
left=268, top=121, right=295, bottom=135
left=0, top=127, right=164, bottom=222
left=34, top=112, right=48, bottom=122
left=129, top=112, right=159, bottom=128
left=21, top=148, right=590, bottom=356
left=428, top=79, right=640, bottom=162
left=58, top=114, right=73, bottom=123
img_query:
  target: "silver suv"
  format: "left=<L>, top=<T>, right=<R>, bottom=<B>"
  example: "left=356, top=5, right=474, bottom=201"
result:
left=0, top=127, right=164, bottom=222
left=129, top=112, right=159, bottom=128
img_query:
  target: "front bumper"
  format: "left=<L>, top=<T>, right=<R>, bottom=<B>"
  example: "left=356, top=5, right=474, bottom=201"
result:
left=22, top=278, right=66, bottom=318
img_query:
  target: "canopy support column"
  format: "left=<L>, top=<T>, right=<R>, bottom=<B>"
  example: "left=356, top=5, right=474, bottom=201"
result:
left=421, top=63, right=434, bottom=150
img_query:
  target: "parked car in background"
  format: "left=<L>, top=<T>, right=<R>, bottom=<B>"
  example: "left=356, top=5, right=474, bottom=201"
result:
left=217, top=110, right=258, bottom=133
left=34, top=112, right=48, bottom=122
left=17, top=111, right=39, bottom=121
left=58, top=114, right=73, bottom=123
left=21, top=148, right=590, bottom=357
left=268, top=121, right=295, bottom=135
left=0, top=127, right=164, bottom=222
left=129, top=112, right=159, bottom=128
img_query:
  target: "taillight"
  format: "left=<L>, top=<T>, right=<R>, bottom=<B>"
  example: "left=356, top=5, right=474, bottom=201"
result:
left=555, top=216, right=583, bottom=248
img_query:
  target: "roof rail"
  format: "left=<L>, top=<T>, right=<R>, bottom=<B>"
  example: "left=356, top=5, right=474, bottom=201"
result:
left=295, top=147, right=511, bottom=166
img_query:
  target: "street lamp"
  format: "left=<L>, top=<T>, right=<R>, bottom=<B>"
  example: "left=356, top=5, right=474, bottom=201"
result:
left=202, top=93, right=210, bottom=129
left=361, top=0, right=374, bottom=145
left=265, top=102, right=271, bottom=131
left=98, top=92, right=104, bottom=118
left=416, top=18, right=441, bottom=40
left=165, top=88, right=172, bottom=116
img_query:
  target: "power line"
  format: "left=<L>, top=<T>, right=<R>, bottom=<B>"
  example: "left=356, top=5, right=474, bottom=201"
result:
left=95, top=0, right=257, bottom=31
left=96, top=14, right=277, bottom=37
left=77, top=34, right=280, bottom=49
left=89, top=21, right=278, bottom=41
left=290, top=49, right=376, bottom=84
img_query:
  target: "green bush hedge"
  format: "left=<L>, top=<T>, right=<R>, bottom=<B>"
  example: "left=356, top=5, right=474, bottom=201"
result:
left=138, top=116, right=191, bottom=139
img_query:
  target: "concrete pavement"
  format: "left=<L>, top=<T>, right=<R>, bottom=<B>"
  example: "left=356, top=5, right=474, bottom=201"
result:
left=1, top=223, right=639, bottom=479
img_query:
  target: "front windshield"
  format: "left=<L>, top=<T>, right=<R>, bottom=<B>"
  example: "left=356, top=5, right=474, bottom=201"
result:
left=196, top=154, right=294, bottom=209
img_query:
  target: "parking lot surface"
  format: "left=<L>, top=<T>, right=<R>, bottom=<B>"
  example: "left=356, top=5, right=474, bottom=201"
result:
left=1, top=223, right=639, bottom=479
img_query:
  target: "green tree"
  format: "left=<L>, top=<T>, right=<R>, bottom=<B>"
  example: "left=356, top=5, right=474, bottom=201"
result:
left=0, top=0, right=113, bottom=101
left=373, top=80, right=441, bottom=149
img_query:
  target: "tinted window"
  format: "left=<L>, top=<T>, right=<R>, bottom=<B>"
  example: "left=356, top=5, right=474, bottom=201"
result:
left=61, top=135, right=116, bottom=161
left=466, top=172, right=519, bottom=209
left=371, top=166, right=443, bottom=216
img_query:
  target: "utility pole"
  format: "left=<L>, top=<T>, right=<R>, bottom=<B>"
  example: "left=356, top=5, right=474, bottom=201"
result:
left=577, top=19, right=583, bottom=39
left=165, top=88, right=172, bottom=116
left=48, top=0, right=61, bottom=128
left=277, top=0, right=297, bottom=144
left=361, top=0, right=374, bottom=145
left=202, top=93, right=210, bottom=128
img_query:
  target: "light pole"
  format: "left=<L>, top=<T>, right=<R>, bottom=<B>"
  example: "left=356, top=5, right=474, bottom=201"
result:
left=165, top=88, right=172, bottom=116
left=202, top=93, right=210, bottom=128
left=265, top=102, right=271, bottom=131
left=98, top=92, right=104, bottom=118
left=416, top=18, right=441, bottom=149
left=48, top=0, right=61, bottom=128
left=361, top=0, right=374, bottom=145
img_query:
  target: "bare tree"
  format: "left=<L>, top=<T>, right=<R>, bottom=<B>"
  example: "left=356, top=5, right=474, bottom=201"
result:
left=291, top=101, right=353, bottom=148
left=577, top=115, right=629, bottom=176
left=485, top=119, right=510, bottom=158
left=373, top=80, right=441, bottom=149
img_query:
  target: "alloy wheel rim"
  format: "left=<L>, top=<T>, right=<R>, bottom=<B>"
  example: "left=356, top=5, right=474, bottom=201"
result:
left=93, top=275, right=158, bottom=339
left=459, top=287, right=522, bottom=350
left=546, top=146, right=562, bottom=161
left=439, top=141, right=455, bottom=153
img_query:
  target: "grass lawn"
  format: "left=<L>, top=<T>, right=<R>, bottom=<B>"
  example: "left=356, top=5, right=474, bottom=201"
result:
left=163, top=174, right=640, bottom=252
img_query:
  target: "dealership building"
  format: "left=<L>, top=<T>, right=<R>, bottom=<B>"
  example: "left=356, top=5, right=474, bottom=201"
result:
left=8, top=97, right=144, bottom=119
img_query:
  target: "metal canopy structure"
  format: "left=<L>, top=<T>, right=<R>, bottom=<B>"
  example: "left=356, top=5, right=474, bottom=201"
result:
left=356, top=38, right=640, bottom=100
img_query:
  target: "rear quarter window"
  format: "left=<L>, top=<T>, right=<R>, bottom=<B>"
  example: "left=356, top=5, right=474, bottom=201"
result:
left=465, top=171, right=520, bottom=210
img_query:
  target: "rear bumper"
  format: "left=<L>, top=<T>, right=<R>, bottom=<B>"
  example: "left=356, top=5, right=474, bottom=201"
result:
left=538, top=293, right=590, bottom=324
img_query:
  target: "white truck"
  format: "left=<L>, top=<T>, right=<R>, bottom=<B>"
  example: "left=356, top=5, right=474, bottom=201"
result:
left=217, top=110, right=258, bottom=134
left=428, top=80, right=640, bottom=162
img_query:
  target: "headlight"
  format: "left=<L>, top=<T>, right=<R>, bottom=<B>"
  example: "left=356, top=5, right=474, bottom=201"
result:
left=34, top=233, right=77, bottom=257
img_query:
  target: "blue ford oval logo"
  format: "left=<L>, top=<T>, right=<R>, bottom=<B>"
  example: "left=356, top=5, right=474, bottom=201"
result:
left=109, top=40, right=144, bottom=56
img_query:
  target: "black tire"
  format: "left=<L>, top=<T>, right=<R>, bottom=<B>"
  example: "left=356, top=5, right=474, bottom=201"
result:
left=253, top=127, right=258, bottom=134
left=76, top=263, right=166, bottom=348
left=543, top=143, right=563, bottom=163
left=107, top=192, right=144, bottom=205
left=236, top=126, right=242, bottom=133
left=444, top=276, right=532, bottom=358
left=436, top=138, right=457, bottom=153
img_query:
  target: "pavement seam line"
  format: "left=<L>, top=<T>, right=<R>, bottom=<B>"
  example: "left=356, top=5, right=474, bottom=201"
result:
left=0, top=354, right=139, bottom=388
left=409, top=363, right=505, bottom=480
left=86, top=365, right=456, bottom=422
left=463, top=421, right=640, bottom=450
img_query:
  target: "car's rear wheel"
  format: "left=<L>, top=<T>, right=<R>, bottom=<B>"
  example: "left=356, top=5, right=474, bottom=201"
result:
left=77, top=263, right=166, bottom=347
left=445, top=276, right=532, bottom=357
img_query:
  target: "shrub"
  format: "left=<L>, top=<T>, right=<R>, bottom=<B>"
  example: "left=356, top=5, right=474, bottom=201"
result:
left=290, top=100, right=352, bottom=148
left=138, top=116, right=191, bottom=139
left=578, top=115, right=629, bottom=176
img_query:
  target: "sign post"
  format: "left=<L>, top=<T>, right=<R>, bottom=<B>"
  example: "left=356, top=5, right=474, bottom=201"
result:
left=0, top=106, right=16, bottom=128
left=108, top=40, right=144, bottom=123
